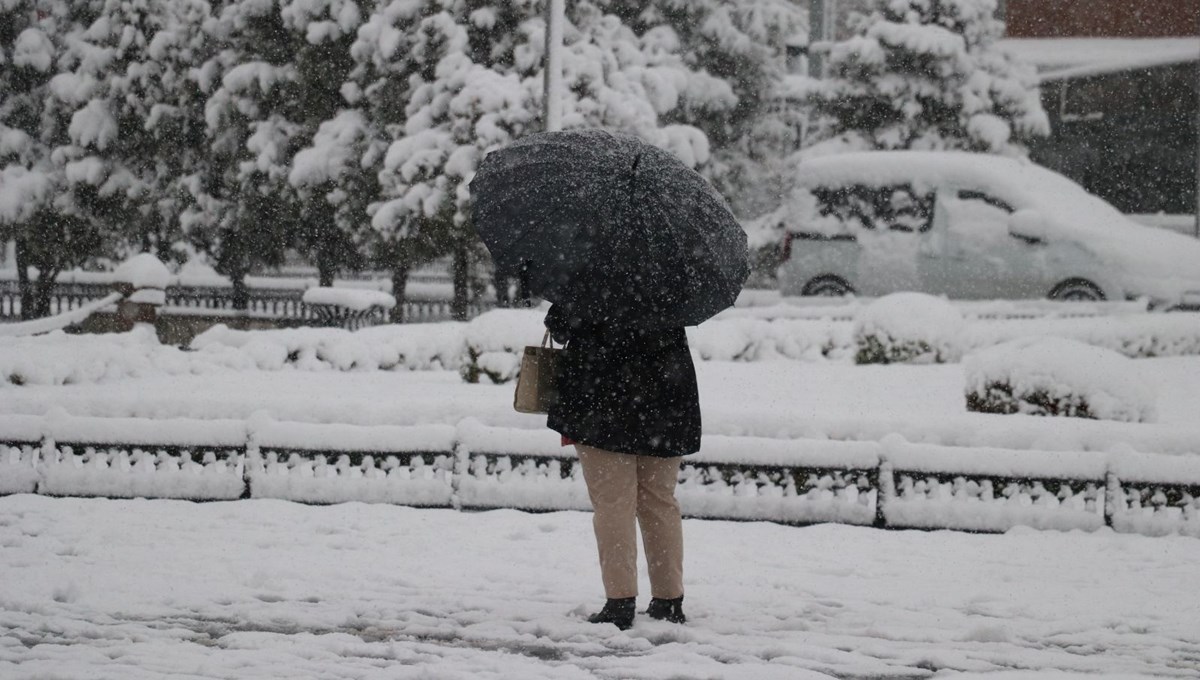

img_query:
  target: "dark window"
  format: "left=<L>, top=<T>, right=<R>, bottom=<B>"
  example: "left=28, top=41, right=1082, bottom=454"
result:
left=813, top=183, right=935, bottom=233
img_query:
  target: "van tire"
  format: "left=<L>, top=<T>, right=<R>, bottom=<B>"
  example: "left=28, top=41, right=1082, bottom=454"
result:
left=801, top=275, right=855, bottom=297
left=1049, top=279, right=1105, bottom=302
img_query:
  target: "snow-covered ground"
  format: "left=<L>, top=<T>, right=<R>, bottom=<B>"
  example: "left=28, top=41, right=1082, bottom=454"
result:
left=4, top=323, right=1200, bottom=675
left=1, top=495, right=1197, bottom=679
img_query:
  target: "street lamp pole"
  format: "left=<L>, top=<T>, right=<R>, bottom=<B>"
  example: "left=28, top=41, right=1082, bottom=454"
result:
left=543, top=0, right=565, bottom=133
left=808, top=0, right=837, bottom=78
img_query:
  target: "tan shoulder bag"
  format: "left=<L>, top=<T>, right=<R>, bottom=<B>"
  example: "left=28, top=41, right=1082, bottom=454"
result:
left=514, top=330, right=563, bottom=414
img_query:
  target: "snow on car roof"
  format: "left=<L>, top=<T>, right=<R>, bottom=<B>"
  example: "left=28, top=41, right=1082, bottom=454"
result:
left=795, top=150, right=1107, bottom=217
left=797, top=150, right=1030, bottom=188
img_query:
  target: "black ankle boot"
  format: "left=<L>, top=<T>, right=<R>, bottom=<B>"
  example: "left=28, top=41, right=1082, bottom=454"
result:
left=587, top=597, right=636, bottom=630
left=645, top=596, right=686, bottom=624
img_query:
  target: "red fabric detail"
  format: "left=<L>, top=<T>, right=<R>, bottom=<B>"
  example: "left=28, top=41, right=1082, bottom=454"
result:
left=561, top=435, right=576, bottom=447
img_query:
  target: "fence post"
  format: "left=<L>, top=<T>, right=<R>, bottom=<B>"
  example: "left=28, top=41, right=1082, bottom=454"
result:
left=875, top=434, right=906, bottom=529
left=450, top=422, right=468, bottom=511
left=35, top=434, right=57, bottom=497
left=241, top=429, right=258, bottom=501
left=1104, top=471, right=1121, bottom=529
left=875, top=460, right=893, bottom=528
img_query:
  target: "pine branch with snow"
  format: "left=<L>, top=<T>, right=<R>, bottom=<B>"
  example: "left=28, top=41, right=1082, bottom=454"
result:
left=0, top=2, right=109, bottom=318
left=808, top=0, right=1049, bottom=155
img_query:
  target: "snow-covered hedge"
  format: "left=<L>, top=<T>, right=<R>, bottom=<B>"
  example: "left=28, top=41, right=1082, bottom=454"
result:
left=0, top=323, right=467, bottom=388
left=690, top=317, right=852, bottom=362
left=459, top=310, right=546, bottom=384
left=966, top=313, right=1200, bottom=359
left=1, top=327, right=193, bottom=386
left=191, top=323, right=462, bottom=372
left=964, top=337, right=1158, bottom=423
left=458, top=309, right=853, bottom=384
left=854, top=293, right=966, bottom=364
left=4, top=307, right=1200, bottom=391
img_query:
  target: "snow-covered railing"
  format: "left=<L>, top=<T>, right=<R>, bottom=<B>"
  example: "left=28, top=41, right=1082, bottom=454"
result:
left=0, top=271, right=492, bottom=325
left=302, top=286, right=397, bottom=330
left=2, top=413, right=1196, bottom=538
left=0, top=292, right=123, bottom=338
left=0, top=254, right=170, bottom=337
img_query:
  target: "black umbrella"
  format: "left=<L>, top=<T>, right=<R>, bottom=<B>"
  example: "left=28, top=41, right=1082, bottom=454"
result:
left=469, top=129, right=749, bottom=328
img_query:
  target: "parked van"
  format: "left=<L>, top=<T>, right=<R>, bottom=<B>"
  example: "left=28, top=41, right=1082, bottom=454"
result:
left=774, top=151, right=1200, bottom=309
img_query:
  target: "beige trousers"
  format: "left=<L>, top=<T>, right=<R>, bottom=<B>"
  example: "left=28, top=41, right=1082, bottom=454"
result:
left=575, top=445, right=684, bottom=599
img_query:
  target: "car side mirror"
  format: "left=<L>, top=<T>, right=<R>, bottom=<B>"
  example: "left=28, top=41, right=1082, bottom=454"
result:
left=1008, top=209, right=1050, bottom=243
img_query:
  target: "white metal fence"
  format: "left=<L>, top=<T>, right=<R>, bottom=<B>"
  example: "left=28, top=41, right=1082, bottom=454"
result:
left=3, top=414, right=1197, bottom=538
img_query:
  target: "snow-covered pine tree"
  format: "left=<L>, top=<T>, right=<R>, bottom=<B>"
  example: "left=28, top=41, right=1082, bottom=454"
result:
left=601, top=0, right=808, bottom=218
left=614, top=0, right=806, bottom=144
left=0, top=1, right=107, bottom=318
left=365, top=0, right=735, bottom=318
left=808, top=0, right=1048, bottom=155
left=362, top=8, right=512, bottom=320
left=276, top=0, right=368, bottom=286
left=343, top=0, right=448, bottom=321
left=192, top=0, right=368, bottom=305
left=188, top=0, right=293, bottom=307
left=53, top=0, right=215, bottom=267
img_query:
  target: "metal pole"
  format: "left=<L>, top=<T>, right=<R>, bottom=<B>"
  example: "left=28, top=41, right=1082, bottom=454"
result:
left=808, top=0, right=825, bottom=78
left=543, top=0, right=564, bottom=133
left=808, top=0, right=839, bottom=79
left=1194, top=48, right=1199, bottom=238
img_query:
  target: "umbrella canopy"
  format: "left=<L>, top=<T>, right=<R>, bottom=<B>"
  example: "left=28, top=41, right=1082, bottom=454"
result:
left=470, top=129, right=750, bottom=328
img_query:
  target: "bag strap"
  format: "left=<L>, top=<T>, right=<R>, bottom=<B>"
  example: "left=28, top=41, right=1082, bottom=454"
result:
left=541, top=330, right=562, bottom=349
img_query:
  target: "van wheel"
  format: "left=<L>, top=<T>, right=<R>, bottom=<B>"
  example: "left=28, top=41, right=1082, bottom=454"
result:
left=802, top=275, right=855, bottom=297
left=1049, top=279, right=1105, bottom=301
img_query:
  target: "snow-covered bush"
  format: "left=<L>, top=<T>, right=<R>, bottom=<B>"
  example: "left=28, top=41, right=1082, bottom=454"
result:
left=964, top=337, right=1157, bottom=423
left=854, top=293, right=965, bottom=364
left=689, top=318, right=852, bottom=362
left=0, top=327, right=191, bottom=386
left=191, top=323, right=464, bottom=372
left=459, top=309, right=547, bottom=384
left=0, top=323, right=467, bottom=388
left=457, top=311, right=854, bottom=383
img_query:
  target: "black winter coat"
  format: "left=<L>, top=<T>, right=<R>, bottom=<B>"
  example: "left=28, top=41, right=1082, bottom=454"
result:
left=545, top=305, right=701, bottom=458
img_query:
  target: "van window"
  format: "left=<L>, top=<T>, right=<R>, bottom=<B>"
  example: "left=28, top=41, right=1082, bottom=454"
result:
left=957, top=190, right=1014, bottom=213
left=813, top=184, right=934, bottom=233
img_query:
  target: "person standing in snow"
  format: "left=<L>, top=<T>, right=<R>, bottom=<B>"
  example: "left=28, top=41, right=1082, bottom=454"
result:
left=545, top=303, right=700, bottom=631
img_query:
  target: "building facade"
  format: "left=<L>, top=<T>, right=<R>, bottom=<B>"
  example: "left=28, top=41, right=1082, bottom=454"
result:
left=1005, top=0, right=1197, bottom=39
left=1003, top=0, right=1199, bottom=215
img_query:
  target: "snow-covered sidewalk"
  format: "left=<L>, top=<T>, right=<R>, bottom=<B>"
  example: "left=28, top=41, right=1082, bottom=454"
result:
left=2, top=496, right=1197, bottom=679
